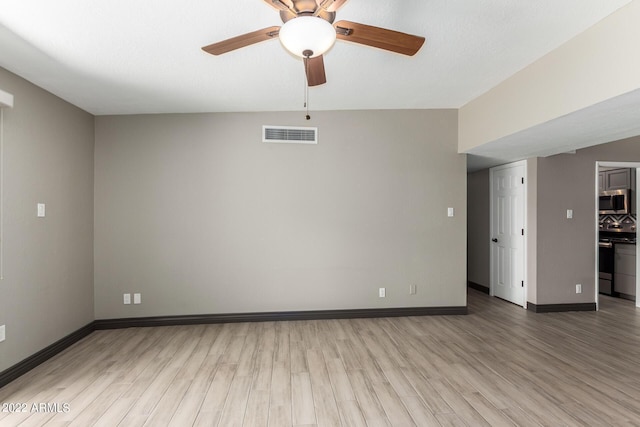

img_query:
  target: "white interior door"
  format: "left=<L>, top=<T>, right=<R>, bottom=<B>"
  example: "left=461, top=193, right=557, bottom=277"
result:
left=490, top=162, right=525, bottom=306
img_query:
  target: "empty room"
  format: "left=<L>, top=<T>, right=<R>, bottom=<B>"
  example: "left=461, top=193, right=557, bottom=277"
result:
left=1, top=1, right=640, bottom=425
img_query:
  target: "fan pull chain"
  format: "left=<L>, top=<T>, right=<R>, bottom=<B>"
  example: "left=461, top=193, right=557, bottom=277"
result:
left=305, top=80, right=310, bottom=120
left=303, top=51, right=312, bottom=120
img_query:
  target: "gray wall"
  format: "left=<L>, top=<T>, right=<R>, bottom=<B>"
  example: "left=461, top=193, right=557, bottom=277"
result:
left=0, top=68, right=94, bottom=372
left=94, top=110, right=467, bottom=318
left=466, top=139, right=640, bottom=306
left=536, top=136, right=640, bottom=304
left=467, top=169, right=490, bottom=288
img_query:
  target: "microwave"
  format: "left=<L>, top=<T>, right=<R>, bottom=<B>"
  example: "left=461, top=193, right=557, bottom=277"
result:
left=599, top=189, right=630, bottom=214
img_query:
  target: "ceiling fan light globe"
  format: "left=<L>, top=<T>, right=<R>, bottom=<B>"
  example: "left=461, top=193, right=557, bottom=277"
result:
left=279, top=16, right=337, bottom=58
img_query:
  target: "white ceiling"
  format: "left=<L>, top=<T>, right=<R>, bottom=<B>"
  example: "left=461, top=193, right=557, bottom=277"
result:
left=2, top=1, right=639, bottom=172
left=0, top=0, right=630, bottom=117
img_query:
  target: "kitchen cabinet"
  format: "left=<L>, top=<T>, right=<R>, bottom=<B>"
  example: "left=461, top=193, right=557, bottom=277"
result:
left=599, top=168, right=635, bottom=191
left=614, top=243, right=636, bottom=299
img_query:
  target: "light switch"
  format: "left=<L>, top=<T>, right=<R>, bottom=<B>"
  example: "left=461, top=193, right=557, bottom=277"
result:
left=447, top=207, right=454, bottom=217
left=567, top=209, right=573, bottom=219
left=123, top=293, right=131, bottom=305
left=133, top=293, right=141, bottom=304
left=37, top=203, right=46, bottom=218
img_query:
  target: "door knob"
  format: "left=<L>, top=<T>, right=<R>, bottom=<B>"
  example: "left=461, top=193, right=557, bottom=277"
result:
left=492, top=238, right=498, bottom=243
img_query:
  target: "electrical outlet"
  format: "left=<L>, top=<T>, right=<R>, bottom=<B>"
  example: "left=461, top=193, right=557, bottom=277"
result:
left=123, top=293, right=131, bottom=305
left=379, top=288, right=386, bottom=298
left=409, top=284, right=417, bottom=295
left=134, top=293, right=141, bottom=304
left=0, top=325, right=5, bottom=343
left=576, top=284, right=582, bottom=294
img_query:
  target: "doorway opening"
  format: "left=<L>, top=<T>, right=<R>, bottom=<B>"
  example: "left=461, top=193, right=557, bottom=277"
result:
left=595, top=161, right=640, bottom=310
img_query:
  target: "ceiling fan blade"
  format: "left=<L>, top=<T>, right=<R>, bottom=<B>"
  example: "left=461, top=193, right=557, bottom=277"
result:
left=264, top=0, right=298, bottom=22
left=262, top=0, right=293, bottom=11
left=318, top=0, right=349, bottom=12
left=334, top=20, right=425, bottom=56
left=304, top=55, right=327, bottom=86
left=202, top=26, right=280, bottom=55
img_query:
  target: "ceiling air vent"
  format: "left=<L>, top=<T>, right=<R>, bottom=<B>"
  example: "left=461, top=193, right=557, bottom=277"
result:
left=263, top=125, right=318, bottom=144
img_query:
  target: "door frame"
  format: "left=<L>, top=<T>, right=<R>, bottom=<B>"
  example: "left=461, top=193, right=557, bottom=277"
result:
left=595, top=161, right=640, bottom=309
left=490, top=160, right=528, bottom=308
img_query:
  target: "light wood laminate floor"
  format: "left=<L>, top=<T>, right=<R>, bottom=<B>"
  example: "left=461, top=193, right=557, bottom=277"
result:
left=2, top=290, right=640, bottom=426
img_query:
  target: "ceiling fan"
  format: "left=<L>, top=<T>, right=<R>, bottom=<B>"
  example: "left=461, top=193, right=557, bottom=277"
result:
left=202, top=0, right=426, bottom=86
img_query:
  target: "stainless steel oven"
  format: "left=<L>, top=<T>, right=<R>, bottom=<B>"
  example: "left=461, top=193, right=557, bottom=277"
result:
left=599, top=219, right=636, bottom=296
left=599, top=189, right=630, bottom=215
left=599, top=240, right=614, bottom=295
